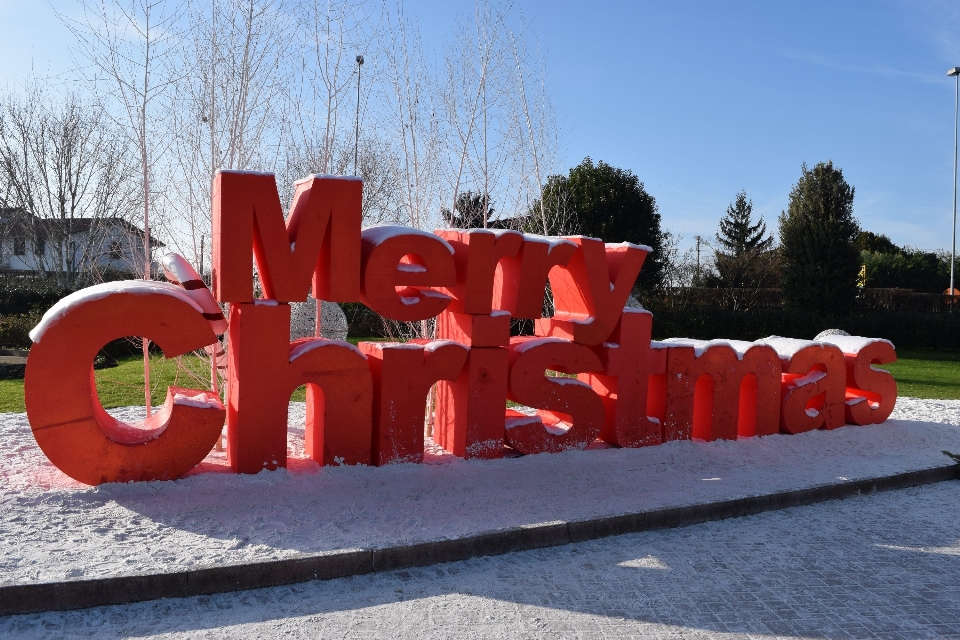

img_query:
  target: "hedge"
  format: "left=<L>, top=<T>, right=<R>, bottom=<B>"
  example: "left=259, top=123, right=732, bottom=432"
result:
left=647, top=305, right=960, bottom=350
left=4, top=284, right=957, bottom=351
left=0, top=312, right=40, bottom=350
left=0, top=285, right=73, bottom=316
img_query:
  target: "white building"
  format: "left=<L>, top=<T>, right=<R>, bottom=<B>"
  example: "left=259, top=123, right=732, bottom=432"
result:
left=0, top=208, right=163, bottom=282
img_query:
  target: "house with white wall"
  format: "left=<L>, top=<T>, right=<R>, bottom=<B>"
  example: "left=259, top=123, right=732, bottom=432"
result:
left=0, top=208, right=163, bottom=283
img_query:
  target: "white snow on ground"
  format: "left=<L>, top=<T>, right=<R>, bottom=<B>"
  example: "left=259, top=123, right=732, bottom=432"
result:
left=4, top=481, right=960, bottom=638
left=0, top=398, right=958, bottom=584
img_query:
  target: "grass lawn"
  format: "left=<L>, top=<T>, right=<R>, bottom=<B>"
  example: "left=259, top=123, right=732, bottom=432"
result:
left=1, top=342, right=958, bottom=413
left=0, top=337, right=388, bottom=413
left=876, top=348, right=960, bottom=400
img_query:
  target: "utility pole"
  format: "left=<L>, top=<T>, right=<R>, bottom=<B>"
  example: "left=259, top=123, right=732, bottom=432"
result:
left=695, top=235, right=702, bottom=285
left=355, top=54, right=364, bottom=175
left=949, top=67, right=960, bottom=311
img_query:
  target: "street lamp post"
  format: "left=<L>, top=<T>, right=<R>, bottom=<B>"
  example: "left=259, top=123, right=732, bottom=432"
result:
left=355, top=54, right=364, bottom=176
left=949, top=67, right=960, bottom=309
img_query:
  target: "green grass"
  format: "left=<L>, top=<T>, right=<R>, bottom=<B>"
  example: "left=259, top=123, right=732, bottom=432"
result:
left=876, top=348, right=960, bottom=400
left=0, top=378, right=28, bottom=413
left=0, top=337, right=389, bottom=413
left=1, top=342, right=957, bottom=413
left=1, top=353, right=215, bottom=414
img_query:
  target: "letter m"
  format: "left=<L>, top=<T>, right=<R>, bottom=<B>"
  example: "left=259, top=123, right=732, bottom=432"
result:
left=212, top=171, right=361, bottom=303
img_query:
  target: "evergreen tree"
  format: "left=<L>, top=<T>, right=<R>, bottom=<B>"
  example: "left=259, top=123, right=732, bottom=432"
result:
left=779, top=161, right=860, bottom=317
left=711, top=191, right=778, bottom=301
left=715, top=191, right=772, bottom=256
left=442, top=191, right=493, bottom=229
left=855, top=230, right=899, bottom=255
left=527, top=157, right=666, bottom=294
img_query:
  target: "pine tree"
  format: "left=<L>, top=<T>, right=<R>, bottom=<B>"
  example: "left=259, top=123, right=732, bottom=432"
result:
left=715, top=191, right=773, bottom=256
left=711, top=191, right=778, bottom=306
left=779, top=161, right=860, bottom=317
left=442, top=191, right=494, bottom=229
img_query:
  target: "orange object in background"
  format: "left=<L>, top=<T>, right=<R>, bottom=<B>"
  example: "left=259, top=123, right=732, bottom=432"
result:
left=434, top=347, right=510, bottom=459
left=581, top=310, right=666, bottom=448
left=212, top=171, right=361, bottom=303
left=504, top=337, right=605, bottom=454
left=818, top=336, right=898, bottom=425
left=24, top=283, right=225, bottom=485
left=536, top=238, right=649, bottom=346
left=662, top=340, right=781, bottom=442
left=360, top=226, right=456, bottom=321
left=362, top=340, right=468, bottom=465
left=226, top=303, right=372, bottom=473
left=768, top=340, right=846, bottom=434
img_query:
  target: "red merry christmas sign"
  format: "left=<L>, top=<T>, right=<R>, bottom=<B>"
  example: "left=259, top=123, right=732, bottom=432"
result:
left=23, top=172, right=897, bottom=486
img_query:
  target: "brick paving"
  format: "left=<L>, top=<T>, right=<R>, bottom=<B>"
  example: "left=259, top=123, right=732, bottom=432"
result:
left=4, top=481, right=960, bottom=639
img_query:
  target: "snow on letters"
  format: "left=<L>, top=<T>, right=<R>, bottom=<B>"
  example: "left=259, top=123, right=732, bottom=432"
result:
left=22, top=173, right=899, bottom=485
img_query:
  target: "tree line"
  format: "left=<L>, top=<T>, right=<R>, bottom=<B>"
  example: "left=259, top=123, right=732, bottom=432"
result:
left=510, top=157, right=949, bottom=321
left=0, top=0, right=562, bottom=285
left=0, top=0, right=944, bottom=325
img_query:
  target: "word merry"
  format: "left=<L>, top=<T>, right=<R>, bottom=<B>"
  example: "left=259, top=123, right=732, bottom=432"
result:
left=23, top=172, right=897, bottom=486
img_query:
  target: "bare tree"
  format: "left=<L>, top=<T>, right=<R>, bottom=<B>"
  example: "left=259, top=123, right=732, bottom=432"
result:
left=439, top=1, right=510, bottom=228
left=285, top=1, right=376, bottom=176
left=0, top=84, right=138, bottom=287
left=383, top=7, right=440, bottom=232
left=434, top=2, right=563, bottom=237
left=506, top=20, right=562, bottom=235
left=59, top=0, right=185, bottom=416
left=163, top=0, right=296, bottom=270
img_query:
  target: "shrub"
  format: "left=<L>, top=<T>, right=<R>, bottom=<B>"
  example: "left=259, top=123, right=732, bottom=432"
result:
left=779, top=161, right=860, bottom=318
left=0, top=284, right=73, bottom=315
left=0, top=312, right=40, bottom=349
left=861, top=249, right=949, bottom=292
left=646, top=304, right=960, bottom=350
left=341, top=302, right=388, bottom=338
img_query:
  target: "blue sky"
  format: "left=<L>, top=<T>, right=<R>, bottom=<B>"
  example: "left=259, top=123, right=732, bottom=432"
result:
left=3, top=1, right=960, bottom=253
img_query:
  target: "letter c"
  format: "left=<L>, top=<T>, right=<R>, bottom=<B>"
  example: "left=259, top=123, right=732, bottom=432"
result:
left=24, top=282, right=226, bottom=485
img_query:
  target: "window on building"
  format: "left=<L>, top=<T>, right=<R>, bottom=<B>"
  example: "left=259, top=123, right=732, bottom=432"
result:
left=109, top=241, right=123, bottom=260
left=34, top=238, right=45, bottom=256
left=13, top=237, right=25, bottom=256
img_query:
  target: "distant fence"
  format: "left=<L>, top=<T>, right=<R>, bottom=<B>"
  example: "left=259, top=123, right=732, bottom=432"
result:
left=859, top=288, right=952, bottom=314
left=654, top=287, right=954, bottom=315
left=0, top=269, right=145, bottom=288
left=0, top=270, right=57, bottom=287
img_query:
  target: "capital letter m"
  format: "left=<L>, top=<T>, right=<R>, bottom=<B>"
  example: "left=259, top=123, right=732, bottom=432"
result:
left=212, top=171, right=362, bottom=303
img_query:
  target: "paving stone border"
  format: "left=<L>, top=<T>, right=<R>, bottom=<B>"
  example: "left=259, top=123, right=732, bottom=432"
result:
left=2, top=464, right=956, bottom=616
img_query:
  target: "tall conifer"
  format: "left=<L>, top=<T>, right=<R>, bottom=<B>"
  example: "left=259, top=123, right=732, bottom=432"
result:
left=779, top=161, right=860, bottom=317
left=716, top=191, right=772, bottom=256
left=712, top=191, right=777, bottom=302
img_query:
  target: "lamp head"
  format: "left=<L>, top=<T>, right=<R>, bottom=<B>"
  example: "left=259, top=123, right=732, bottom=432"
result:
left=949, top=67, right=960, bottom=76
left=357, top=55, right=364, bottom=65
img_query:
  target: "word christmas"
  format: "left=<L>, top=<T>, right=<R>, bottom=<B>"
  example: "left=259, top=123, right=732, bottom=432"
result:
left=24, top=173, right=897, bottom=486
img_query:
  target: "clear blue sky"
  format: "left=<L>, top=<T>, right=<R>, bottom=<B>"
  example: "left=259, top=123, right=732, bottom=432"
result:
left=4, top=1, right=959, bottom=253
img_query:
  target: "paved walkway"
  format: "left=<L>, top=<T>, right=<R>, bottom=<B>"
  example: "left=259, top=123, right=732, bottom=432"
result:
left=4, top=480, right=960, bottom=639
left=6, top=398, right=960, bottom=585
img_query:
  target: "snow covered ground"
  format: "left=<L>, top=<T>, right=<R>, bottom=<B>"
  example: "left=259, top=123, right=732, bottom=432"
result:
left=1, top=398, right=959, bottom=585
left=3, top=479, right=959, bottom=638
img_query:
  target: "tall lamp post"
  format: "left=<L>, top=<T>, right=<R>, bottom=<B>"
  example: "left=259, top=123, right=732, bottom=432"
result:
left=355, top=54, right=364, bottom=176
left=949, top=67, right=960, bottom=309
